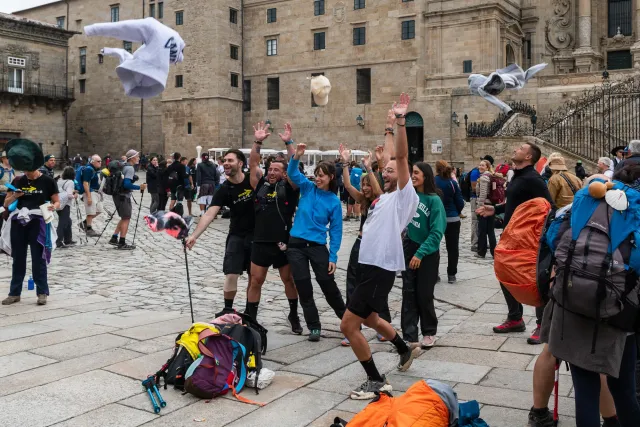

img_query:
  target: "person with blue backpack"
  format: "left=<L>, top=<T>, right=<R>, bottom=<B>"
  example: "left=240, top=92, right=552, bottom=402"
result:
left=76, top=155, right=103, bottom=237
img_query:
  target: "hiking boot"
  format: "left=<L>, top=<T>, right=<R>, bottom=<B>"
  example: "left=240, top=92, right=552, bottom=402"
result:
left=37, top=294, right=47, bottom=305
left=308, top=329, right=321, bottom=342
left=64, top=240, right=77, bottom=247
left=288, top=313, right=303, bottom=335
left=421, top=336, right=436, bottom=349
left=350, top=375, right=392, bottom=400
left=528, top=407, right=554, bottom=427
left=56, top=241, right=65, bottom=248
left=493, top=319, right=527, bottom=334
left=2, top=296, right=20, bottom=305
left=527, top=325, right=542, bottom=345
left=341, top=337, right=351, bottom=346
left=117, top=243, right=136, bottom=250
left=447, top=275, right=456, bottom=284
left=85, top=228, right=99, bottom=237
left=397, top=346, right=420, bottom=372
left=475, top=253, right=486, bottom=259
left=108, top=236, right=119, bottom=246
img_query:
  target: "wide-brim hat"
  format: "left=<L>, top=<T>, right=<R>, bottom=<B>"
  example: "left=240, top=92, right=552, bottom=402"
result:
left=611, top=145, right=627, bottom=156
left=548, top=157, right=568, bottom=171
left=481, top=155, right=494, bottom=165
left=4, top=139, right=44, bottom=171
left=310, top=75, right=331, bottom=106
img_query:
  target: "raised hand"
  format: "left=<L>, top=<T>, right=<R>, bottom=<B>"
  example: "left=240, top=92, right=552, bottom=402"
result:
left=339, top=144, right=351, bottom=163
left=392, top=92, right=411, bottom=117
left=278, top=123, right=292, bottom=143
left=374, top=145, right=384, bottom=163
left=363, top=151, right=372, bottom=170
left=294, top=143, right=307, bottom=159
left=253, top=121, right=271, bottom=143
left=386, top=109, right=396, bottom=128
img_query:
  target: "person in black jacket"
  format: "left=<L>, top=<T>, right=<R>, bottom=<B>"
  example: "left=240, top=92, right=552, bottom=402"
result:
left=157, top=160, right=169, bottom=212
left=574, top=160, right=588, bottom=180
left=167, top=152, right=188, bottom=212
left=196, top=153, right=220, bottom=215
left=147, top=157, right=160, bottom=213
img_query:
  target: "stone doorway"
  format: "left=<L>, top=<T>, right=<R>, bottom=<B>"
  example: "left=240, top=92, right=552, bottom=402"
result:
left=406, top=112, right=423, bottom=164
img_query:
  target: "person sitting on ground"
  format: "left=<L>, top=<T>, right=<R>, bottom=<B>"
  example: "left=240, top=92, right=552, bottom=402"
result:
left=435, top=159, right=465, bottom=283
left=2, top=139, right=60, bottom=306
left=597, top=157, right=614, bottom=179
left=55, top=166, right=78, bottom=248
left=546, top=156, right=582, bottom=209
left=109, top=150, right=146, bottom=250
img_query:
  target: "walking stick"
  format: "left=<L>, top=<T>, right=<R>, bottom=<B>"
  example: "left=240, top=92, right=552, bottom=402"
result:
left=131, top=189, right=145, bottom=246
left=75, top=200, right=88, bottom=244
left=94, top=207, right=117, bottom=245
left=553, top=358, right=560, bottom=426
left=181, top=237, right=195, bottom=323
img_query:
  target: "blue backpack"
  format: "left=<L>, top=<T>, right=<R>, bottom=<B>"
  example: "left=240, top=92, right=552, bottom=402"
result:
left=74, top=166, right=95, bottom=195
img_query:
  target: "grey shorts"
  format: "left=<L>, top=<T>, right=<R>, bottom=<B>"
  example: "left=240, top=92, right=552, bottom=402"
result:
left=113, top=195, right=133, bottom=219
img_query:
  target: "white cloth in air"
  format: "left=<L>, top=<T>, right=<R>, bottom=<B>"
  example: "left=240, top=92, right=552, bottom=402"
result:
left=468, top=63, right=547, bottom=114
left=85, top=17, right=185, bottom=99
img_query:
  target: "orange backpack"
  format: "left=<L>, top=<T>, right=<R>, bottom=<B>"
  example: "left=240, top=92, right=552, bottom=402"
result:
left=342, top=380, right=449, bottom=427
left=494, top=197, right=552, bottom=307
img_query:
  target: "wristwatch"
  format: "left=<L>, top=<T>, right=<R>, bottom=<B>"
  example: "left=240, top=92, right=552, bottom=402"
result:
left=285, top=139, right=294, bottom=145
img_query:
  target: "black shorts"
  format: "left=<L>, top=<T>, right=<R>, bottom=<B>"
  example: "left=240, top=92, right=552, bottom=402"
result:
left=170, top=186, right=184, bottom=201
left=223, top=233, right=253, bottom=275
left=113, top=195, right=132, bottom=219
left=251, top=242, right=288, bottom=269
left=348, top=264, right=396, bottom=319
left=347, top=196, right=356, bottom=205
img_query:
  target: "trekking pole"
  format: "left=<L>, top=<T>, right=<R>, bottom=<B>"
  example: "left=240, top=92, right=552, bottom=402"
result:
left=141, top=377, right=161, bottom=414
left=131, top=189, right=145, bottom=247
left=75, top=200, right=88, bottom=244
left=94, top=207, right=117, bottom=245
left=553, top=358, right=560, bottom=427
left=181, top=237, right=195, bottom=323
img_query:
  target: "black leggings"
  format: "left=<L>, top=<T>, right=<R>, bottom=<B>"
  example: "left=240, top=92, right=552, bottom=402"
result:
left=570, top=334, right=640, bottom=427
left=477, top=215, right=496, bottom=257
left=56, top=205, right=73, bottom=244
left=443, top=221, right=460, bottom=276
left=287, top=237, right=346, bottom=331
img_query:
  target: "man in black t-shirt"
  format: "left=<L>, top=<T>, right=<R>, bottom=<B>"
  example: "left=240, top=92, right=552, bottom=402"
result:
left=186, top=149, right=255, bottom=315
left=245, top=121, right=302, bottom=332
left=167, top=152, right=188, bottom=212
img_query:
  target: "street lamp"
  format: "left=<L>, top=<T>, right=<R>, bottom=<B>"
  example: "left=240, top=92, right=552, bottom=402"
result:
left=451, top=112, right=460, bottom=126
left=356, top=115, right=365, bottom=127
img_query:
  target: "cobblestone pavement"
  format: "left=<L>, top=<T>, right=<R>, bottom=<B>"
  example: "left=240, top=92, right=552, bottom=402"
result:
left=0, top=178, right=576, bottom=427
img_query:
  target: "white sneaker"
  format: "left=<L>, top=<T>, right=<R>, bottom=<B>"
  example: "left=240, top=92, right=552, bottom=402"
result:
left=421, top=335, right=436, bottom=348
left=350, top=376, right=392, bottom=400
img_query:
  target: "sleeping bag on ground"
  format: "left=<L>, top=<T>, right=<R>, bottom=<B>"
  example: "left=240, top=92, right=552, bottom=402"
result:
left=494, top=197, right=552, bottom=307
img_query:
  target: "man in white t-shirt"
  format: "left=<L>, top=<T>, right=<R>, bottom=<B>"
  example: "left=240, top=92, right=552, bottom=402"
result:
left=340, top=93, right=421, bottom=400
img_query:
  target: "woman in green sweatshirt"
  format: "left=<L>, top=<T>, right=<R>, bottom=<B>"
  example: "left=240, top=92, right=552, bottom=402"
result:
left=401, top=162, right=447, bottom=349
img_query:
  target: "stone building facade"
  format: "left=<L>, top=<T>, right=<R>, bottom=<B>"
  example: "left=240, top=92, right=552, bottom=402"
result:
left=0, top=12, right=75, bottom=157
left=14, top=0, right=640, bottom=168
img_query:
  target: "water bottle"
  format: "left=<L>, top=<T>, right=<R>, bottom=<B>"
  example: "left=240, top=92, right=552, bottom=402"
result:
left=28, top=276, right=34, bottom=291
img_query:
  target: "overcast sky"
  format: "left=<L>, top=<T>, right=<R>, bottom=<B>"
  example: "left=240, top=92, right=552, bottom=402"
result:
left=0, top=0, right=58, bottom=14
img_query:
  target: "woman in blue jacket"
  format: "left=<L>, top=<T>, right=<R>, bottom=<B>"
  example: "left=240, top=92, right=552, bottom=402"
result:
left=287, top=143, right=346, bottom=342
left=435, top=160, right=465, bottom=283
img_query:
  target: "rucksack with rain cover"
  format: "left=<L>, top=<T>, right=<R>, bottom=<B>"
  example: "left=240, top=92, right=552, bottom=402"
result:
left=103, top=161, right=124, bottom=196
left=549, top=181, right=640, bottom=353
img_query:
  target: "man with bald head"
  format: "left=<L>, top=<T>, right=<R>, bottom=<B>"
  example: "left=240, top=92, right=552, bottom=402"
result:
left=81, top=154, right=104, bottom=237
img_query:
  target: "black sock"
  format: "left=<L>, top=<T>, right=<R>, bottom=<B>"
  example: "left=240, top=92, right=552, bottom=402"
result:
left=288, top=298, right=298, bottom=316
left=111, top=234, right=118, bottom=240
left=224, top=298, right=234, bottom=309
left=245, top=301, right=259, bottom=319
left=119, top=237, right=126, bottom=245
left=86, top=225, right=93, bottom=230
left=360, top=357, right=383, bottom=382
left=390, top=333, right=409, bottom=354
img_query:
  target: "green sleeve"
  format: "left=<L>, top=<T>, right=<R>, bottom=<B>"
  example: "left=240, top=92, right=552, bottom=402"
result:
left=414, top=198, right=447, bottom=260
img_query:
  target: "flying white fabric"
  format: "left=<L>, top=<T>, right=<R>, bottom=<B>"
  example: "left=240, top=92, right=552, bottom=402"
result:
left=468, top=63, right=547, bottom=114
left=85, top=18, right=185, bottom=99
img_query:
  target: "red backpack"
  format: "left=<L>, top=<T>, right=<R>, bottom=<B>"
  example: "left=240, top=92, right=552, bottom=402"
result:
left=488, top=174, right=506, bottom=205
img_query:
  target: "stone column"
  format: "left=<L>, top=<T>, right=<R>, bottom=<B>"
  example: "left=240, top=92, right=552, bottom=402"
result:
left=573, top=0, right=600, bottom=72
left=632, top=1, right=640, bottom=68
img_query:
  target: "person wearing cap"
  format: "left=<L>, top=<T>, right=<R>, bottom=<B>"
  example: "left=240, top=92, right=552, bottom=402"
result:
left=39, top=155, right=56, bottom=180
left=108, top=149, right=146, bottom=249
left=611, top=145, right=626, bottom=169
left=80, top=155, right=104, bottom=236
left=615, top=140, right=640, bottom=171
left=1, top=139, right=60, bottom=306
left=575, top=160, right=588, bottom=180
left=597, top=157, right=614, bottom=179
left=547, top=156, right=582, bottom=209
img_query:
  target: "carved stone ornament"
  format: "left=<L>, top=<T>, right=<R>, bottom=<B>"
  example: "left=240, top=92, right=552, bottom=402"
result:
left=600, top=34, right=635, bottom=50
left=333, top=1, right=346, bottom=23
left=545, top=0, right=574, bottom=52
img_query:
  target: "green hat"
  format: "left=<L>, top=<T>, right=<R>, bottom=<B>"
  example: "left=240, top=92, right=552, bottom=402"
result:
left=4, top=139, right=44, bottom=171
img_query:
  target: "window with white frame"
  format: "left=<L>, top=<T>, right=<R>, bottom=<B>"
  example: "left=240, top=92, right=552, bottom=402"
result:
left=8, top=57, right=26, bottom=67
left=267, top=39, right=277, bottom=56
left=8, top=67, right=24, bottom=94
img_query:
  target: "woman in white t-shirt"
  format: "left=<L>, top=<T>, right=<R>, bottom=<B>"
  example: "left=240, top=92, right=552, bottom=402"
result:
left=56, top=167, right=78, bottom=247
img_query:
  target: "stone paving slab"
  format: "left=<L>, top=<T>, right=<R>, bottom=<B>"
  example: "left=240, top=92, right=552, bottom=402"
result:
left=0, top=325, right=116, bottom=357
left=0, top=322, right=60, bottom=343
left=308, top=410, right=358, bottom=427
left=139, top=398, right=257, bottom=427
left=119, top=387, right=200, bottom=415
left=222, top=371, right=318, bottom=405
left=50, top=404, right=156, bottom=427
left=499, top=337, right=545, bottom=356
left=103, top=350, right=170, bottom=380
left=0, top=309, right=79, bottom=328
left=395, top=359, right=492, bottom=384
left=479, top=405, right=576, bottom=427
left=0, top=351, right=57, bottom=378
left=0, top=370, right=141, bottom=427
left=0, top=295, right=111, bottom=316
left=419, top=346, right=534, bottom=370
left=122, top=334, right=178, bottom=354
left=480, top=368, right=573, bottom=396
left=264, top=338, right=343, bottom=365
left=30, top=333, right=134, bottom=360
left=110, top=317, right=192, bottom=340
left=281, top=346, right=359, bottom=377
left=434, top=333, right=507, bottom=351
left=434, top=284, right=500, bottom=311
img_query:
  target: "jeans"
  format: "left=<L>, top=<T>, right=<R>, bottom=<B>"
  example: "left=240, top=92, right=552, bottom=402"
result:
left=287, top=238, right=346, bottom=331
left=477, top=215, right=496, bottom=257
left=444, top=221, right=461, bottom=276
left=150, top=193, right=160, bottom=213
left=10, top=218, right=49, bottom=296
left=470, top=197, right=478, bottom=250
left=500, top=282, right=523, bottom=321
left=55, top=205, right=73, bottom=244
left=401, top=238, right=440, bottom=341
left=570, top=335, right=640, bottom=427
left=346, top=237, right=391, bottom=322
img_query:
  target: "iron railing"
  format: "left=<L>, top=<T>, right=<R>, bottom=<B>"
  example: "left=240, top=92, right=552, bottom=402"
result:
left=0, top=75, right=74, bottom=100
left=466, top=102, right=537, bottom=137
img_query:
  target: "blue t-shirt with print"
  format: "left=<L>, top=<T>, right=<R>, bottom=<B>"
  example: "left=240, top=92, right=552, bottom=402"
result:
left=81, top=165, right=100, bottom=191
left=469, top=168, right=481, bottom=183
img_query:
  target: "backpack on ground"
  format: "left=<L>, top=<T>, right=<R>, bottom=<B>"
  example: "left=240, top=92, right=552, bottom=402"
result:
left=549, top=182, right=640, bottom=351
left=103, top=161, right=124, bottom=196
left=488, top=174, right=506, bottom=205
left=215, top=308, right=268, bottom=355
left=460, top=168, right=477, bottom=202
left=494, top=198, right=553, bottom=307
left=73, top=166, right=95, bottom=195
left=217, top=323, right=264, bottom=394
left=155, top=332, right=194, bottom=390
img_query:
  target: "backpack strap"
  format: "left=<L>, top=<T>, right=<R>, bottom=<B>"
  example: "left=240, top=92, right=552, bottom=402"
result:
left=197, top=329, right=219, bottom=359
left=559, top=173, right=578, bottom=195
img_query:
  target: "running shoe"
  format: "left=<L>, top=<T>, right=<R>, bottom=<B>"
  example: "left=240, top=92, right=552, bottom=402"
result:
left=350, top=375, right=392, bottom=400
left=85, top=229, right=99, bottom=237
left=527, top=325, right=542, bottom=345
left=108, top=236, right=119, bottom=246
left=288, top=313, right=303, bottom=335
left=527, top=407, right=554, bottom=427
left=421, top=336, right=436, bottom=348
left=447, top=275, right=456, bottom=284
left=308, top=329, right=321, bottom=342
left=117, top=243, right=136, bottom=250
left=493, top=319, right=526, bottom=333
left=397, top=346, right=420, bottom=372
left=341, top=337, right=350, bottom=346
left=56, top=241, right=65, bottom=248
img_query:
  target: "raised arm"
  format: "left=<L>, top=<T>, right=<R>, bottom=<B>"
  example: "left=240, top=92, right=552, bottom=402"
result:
left=339, top=144, right=365, bottom=203
left=250, top=121, right=270, bottom=189
left=383, top=109, right=396, bottom=165
left=85, top=19, right=153, bottom=44
left=392, top=93, right=411, bottom=189
left=362, top=151, right=383, bottom=198
left=288, top=144, right=313, bottom=194
left=327, top=200, right=343, bottom=270
left=277, top=123, right=297, bottom=188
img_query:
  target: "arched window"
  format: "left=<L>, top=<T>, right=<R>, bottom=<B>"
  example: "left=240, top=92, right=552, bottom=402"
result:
left=506, top=44, right=516, bottom=66
left=609, top=0, right=632, bottom=37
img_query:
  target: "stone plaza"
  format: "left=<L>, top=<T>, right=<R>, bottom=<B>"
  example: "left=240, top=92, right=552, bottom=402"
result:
left=0, top=180, right=577, bottom=427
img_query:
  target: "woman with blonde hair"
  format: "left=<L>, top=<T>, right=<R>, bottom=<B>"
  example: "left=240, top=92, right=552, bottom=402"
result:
left=476, top=159, right=496, bottom=258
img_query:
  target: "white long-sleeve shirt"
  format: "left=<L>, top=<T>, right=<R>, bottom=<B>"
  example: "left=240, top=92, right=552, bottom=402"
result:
left=85, top=18, right=185, bottom=99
